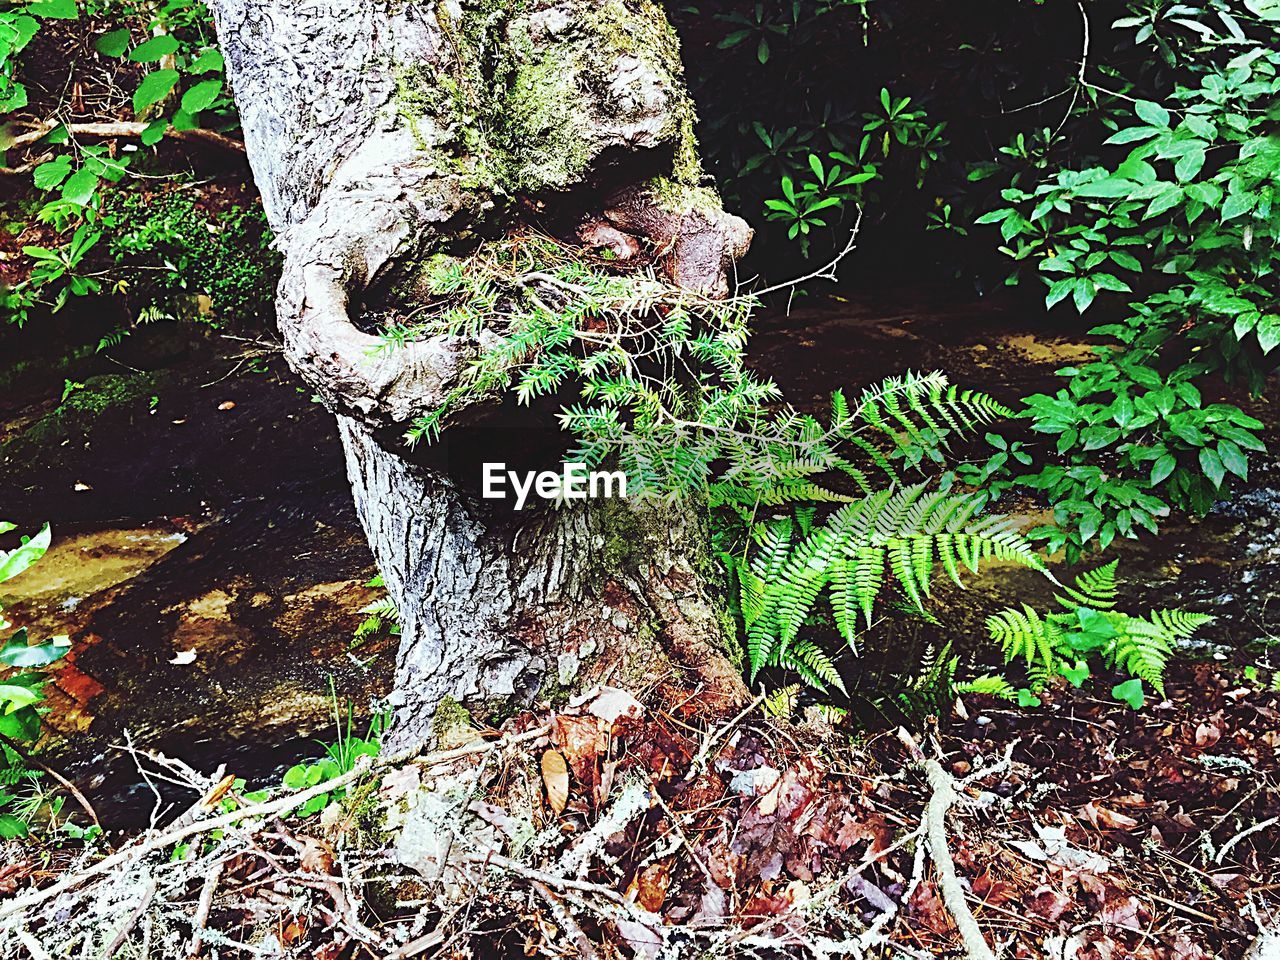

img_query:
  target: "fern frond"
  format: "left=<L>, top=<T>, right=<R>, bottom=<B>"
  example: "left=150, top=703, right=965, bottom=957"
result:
left=773, top=638, right=845, bottom=693
left=1146, top=608, right=1214, bottom=639
left=1112, top=618, right=1176, bottom=696
left=955, top=674, right=1019, bottom=701
left=1056, top=560, right=1119, bottom=610
left=987, top=604, right=1058, bottom=670
left=764, top=683, right=801, bottom=719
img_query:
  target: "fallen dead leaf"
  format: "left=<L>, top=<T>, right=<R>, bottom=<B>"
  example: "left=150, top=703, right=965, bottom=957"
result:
left=1027, top=884, right=1073, bottom=921
left=629, top=862, right=671, bottom=912
left=298, top=836, right=336, bottom=875
left=553, top=714, right=606, bottom=802
left=380, top=765, right=421, bottom=802
left=542, top=749, right=569, bottom=815
left=1081, top=802, right=1139, bottom=830
left=586, top=686, right=645, bottom=726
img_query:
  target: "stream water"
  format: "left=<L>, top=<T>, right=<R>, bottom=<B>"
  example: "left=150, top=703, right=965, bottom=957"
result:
left=1, top=288, right=1277, bottom=826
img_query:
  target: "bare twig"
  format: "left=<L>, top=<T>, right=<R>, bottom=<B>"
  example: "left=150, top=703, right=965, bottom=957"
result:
left=0, top=724, right=550, bottom=924
left=689, top=691, right=766, bottom=776
left=532, top=880, right=602, bottom=960
left=104, top=880, right=156, bottom=958
left=3, top=120, right=245, bottom=158
left=740, top=208, right=864, bottom=302
left=185, top=860, right=223, bottom=958
left=0, top=732, right=102, bottom=835
left=1215, top=816, right=1279, bottom=866
left=920, top=758, right=996, bottom=960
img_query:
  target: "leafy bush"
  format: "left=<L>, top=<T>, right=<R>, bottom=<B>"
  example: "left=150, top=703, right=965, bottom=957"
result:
left=101, top=188, right=279, bottom=327
left=974, top=0, right=1279, bottom=558
left=0, top=521, right=72, bottom=839
left=3, top=0, right=242, bottom=327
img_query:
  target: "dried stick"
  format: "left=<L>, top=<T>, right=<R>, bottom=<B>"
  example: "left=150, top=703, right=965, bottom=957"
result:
left=3, top=120, right=245, bottom=156
left=920, top=758, right=996, bottom=960
left=0, top=732, right=102, bottom=834
left=689, top=691, right=766, bottom=776
left=532, top=880, right=602, bottom=960
left=104, top=880, right=155, bottom=958
left=0, top=724, right=550, bottom=924
left=185, top=860, right=224, bottom=958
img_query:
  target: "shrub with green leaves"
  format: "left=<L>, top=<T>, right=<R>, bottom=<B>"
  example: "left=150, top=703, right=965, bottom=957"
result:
left=0, top=521, right=72, bottom=839
left=101, top=188, right=279, bottom=327
left=975, top=0, right=1279, bottom=559
left=4, top=0, right=237, bottom=327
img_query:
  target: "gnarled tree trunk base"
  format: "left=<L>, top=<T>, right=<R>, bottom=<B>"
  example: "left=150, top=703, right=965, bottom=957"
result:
left=338, top=417, right=747, bottom=748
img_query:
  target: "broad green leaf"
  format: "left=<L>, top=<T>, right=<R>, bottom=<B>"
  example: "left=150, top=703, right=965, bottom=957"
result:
left=1218, top=440, right=1248, bottom=479
left=1143, top=185, right=1184, bottom=219
left=181, top=78, right=222, bottom=114
left=1150, top=454, right=1177, bottom=485
left=1104, top=127, right=1159, bottom=145
left=128, top=35, right=179, bottom=62
left=0, top=525, right=50, bottom=583
left=0, top=815, right=28, bottom=840
left=0, top=684, right=42, bottom=713
left=0, top=705, right=41, bottom=742
left=60, top=168, right=98, bottom=205
left=141, top=119, right=168, bottom=146
left=1112, top=678, right=1145, bottom=709
left=1074, top=178, right=1138, bottom=199
left=189, top=49, right=224, bottom=74
left=1245, top=0, right=1280, bottom=20
left=94, top=28, right=130, bottom=57
left=0, top=630, right=69, bottom=668
left=133, top=69, right=180, bottom=112
left=1221, top=192, right=1255, bottom=221
left=1175, top=149, right=1205, bottom=181
left=1199, top=447, right=1225, bottom=488
left=1256, top=316, right=1280, bottom=353
left=1070, top=607, right=1118, bottom=650
left=32, top=157, right=71, bottom=190
left=28, top=0, right=77, bottom=19
left=1134, top=100, right=1170, bottom=129
left=1060, top=661, right=1090, bottom=688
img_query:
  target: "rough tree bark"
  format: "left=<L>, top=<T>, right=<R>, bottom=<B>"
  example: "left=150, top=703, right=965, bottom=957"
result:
left=206, top=0, right=752, bottom=745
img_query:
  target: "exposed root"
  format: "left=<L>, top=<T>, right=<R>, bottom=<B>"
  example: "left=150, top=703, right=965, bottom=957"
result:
left=920, top=758, right=996, bottom=960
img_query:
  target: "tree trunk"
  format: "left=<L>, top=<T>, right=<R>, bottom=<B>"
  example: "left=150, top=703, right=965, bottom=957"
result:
left=206, top=0, right=752, bottom=743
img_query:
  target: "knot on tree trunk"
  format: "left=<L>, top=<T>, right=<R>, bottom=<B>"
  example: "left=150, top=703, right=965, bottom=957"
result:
left=240, top=0, right=752, bottom=434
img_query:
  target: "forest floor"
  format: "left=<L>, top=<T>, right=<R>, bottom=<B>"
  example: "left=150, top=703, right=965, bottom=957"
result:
left=1, top=664, right=1277, bottom=959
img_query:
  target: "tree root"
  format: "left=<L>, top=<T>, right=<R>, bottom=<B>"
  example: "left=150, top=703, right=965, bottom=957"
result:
left=920, top=758, right=997, bottom=960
